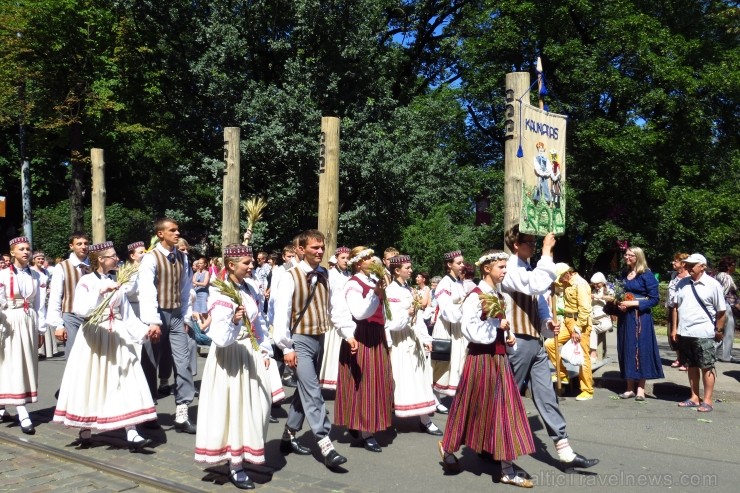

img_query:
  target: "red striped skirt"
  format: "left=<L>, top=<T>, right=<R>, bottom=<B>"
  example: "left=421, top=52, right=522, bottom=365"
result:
left=334, top=321, right=393, bottom=433
left=440, top=344, right=535, bottom=460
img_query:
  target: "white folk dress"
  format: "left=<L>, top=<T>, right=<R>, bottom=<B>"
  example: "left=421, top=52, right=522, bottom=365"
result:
left=0, top=265, right=45, bottom=405
left=386, top=281, right=436, bottom=417
left=431, top=274, right=467, bottom=396
left=53, top=272, right=156, bottom=430
left=319, top=267, right=350, bottom=390
left=194, top=281, right=273, bottom=466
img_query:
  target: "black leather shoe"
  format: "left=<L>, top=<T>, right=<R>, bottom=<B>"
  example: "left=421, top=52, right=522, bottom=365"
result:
left=436, top=405, right=449, bottom=415
left=269, top=415, right=279, bottom=423
left=174, top=420, right=197, bottom=434
left=128, top=437, right=153, bottom=452
left=157, top=384, right=172, bottom=397
left=419, top=422, right=443, bottom=436
left=347, top=428, right=360, bottom=439
left=280, top=438, right=312, bottom=455
left=562, top=454, right=599, bottom=470
left=19, top=418, right=35, bottom=435
left=324, top=449, right=347, bottom=468
left=229, top=470, right=255, bottom=490
left=0, top=413, right=15, bottom=423
left=362, top=437, right=382, bottom=453
left=141, top=420, right=161, bottom=430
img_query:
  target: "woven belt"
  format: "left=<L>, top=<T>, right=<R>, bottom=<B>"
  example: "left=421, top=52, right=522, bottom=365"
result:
left=563, top=312, right=578, bottom=320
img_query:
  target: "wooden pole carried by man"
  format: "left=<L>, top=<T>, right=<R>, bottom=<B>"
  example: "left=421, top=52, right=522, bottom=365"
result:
left=222, top=127, right=241, bottom=248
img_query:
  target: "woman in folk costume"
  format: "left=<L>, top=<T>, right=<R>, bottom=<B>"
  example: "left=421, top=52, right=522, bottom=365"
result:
left=0, top=237, right=46, bottom=434
left=385, top=255, right=442, bottom=436
left=122, top=241, right=146, bottom=318
left=53, top=241, right=157, bottom=451
left=241, top=254, right=285, bottom=415
left=319, top=246, right=351, bottom=390
left=32, top=251, right=56, bottom=359
left=335, top=247, right=394, bottom=453
left=194, top=244, right=273, bottom=490
left=438, top=250, right=535, bottom=488
left=431, top=250, right=467, bottom=413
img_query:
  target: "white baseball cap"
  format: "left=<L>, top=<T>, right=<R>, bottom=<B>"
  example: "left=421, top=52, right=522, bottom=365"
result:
left=683, top=253, right=707, bottom=265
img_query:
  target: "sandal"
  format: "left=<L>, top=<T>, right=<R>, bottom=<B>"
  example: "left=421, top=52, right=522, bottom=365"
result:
left=677, top=399, right=700, bottom=408
left=670, top=360, right=680, bottom=368
left=501, top=474, right=534, bottom=488
left=697, top=403, right=713, bottom=413
left=618, top=391, right=635, bottom=399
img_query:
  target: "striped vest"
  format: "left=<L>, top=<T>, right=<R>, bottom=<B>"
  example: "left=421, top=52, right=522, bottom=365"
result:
left=289, top=268, right=330, bottom=336
left=152, top=249, right=183, bottom=310
left=507, top=290, right=540, bottom=338
left=60, top=260, right=83, bottom=314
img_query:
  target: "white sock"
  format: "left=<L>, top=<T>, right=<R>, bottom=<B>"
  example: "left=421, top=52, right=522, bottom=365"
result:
left=556, top=438, right=576, bottom=462
left=125, top=426, right=145, bottom=443
left=229, top=461, right=244, bottom=474
left=317, top=436, right=334, bottom=456
left=175, top=404, right=189, bottom=423
left=16, top=405, right=29, bottom=422
left=0, top=407, right=6, bottom=418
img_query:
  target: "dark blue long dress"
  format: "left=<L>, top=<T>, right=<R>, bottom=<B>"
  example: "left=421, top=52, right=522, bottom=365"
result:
left=615, top=270, right=665, bottom=380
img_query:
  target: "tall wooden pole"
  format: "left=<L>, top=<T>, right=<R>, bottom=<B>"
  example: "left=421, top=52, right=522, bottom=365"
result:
left=318, top=117, right=340, bottom=267
left=222, top=127, right=241, bottom=250
left=90, top=148, right=106, bottom=243
left=503, top=72, right=531, bottom=253
left=19, top=82, right=33, bottom=245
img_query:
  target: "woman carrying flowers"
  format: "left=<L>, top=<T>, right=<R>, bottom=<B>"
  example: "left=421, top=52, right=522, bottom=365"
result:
left=438, top=250, right=534, bottom=488
left=608, top=246, right=663, bottom=401
left=335, top=247, right=394, bottom=453
left=194, top=244, right=273, bottom=490
left=53, top=241, right=157, bottom=451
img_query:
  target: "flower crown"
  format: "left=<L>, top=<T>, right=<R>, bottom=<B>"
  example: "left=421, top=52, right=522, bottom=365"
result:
left=475, top=251, right=509, bottom=266
left=348, top=248, right=374, bottom=266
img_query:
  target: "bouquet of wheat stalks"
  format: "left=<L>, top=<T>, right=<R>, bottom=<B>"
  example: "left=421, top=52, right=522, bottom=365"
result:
left=211, top=278, right=261, bottom=351
left=87, top=262, right=139, bottom=328
left=366, top=261, right=392, bottom=321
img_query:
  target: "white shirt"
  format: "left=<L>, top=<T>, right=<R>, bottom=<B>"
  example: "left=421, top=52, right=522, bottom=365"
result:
left=501, top=254, right=557, bottom=333
left=207, top=281, right=271, bottom=357
left=137, top=244, right=192, bottom=325
left=385, top=280, right=431, bottom=344
left=461, top=280, right=504, bottom=344
left=676, top=273, right=726, bottom=338
left=0, top=264, right=46, bottom=332
left=46, top=252, right=88, bottom=329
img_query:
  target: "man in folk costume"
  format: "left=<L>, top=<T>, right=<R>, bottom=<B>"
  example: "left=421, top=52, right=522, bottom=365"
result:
left=138, top=218, right=196, bottom=433
left=0, top=237, right=46, bottom=434
left=501, top=225, right=599, bottom=471
left=319, top=246, right=351, bottom=390
left=47, top=232, right=90, bottom=359
left=272, top=229, right=348, bottom=469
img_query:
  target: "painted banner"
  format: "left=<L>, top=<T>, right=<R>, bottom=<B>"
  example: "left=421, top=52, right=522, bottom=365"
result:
left=517, top=104, right=567, bottom=236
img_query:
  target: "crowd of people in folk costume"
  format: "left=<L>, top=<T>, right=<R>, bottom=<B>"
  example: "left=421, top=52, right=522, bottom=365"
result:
left=1, top=221, right=606, bottom=490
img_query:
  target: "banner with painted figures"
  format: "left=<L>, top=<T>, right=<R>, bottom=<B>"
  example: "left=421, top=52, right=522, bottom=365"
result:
left=517, top=104, right=567, bottom=236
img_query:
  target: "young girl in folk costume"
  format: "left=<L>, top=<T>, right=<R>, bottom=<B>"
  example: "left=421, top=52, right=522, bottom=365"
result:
left=53, top=241, right=158, bottom=451
left=431, top=250, right=468, bottom=413
left=122, top=241, right=146, bottom=318
left=385, top=255, right=442, bottom=436
left=32, top=250, right=56, bottom=359
left=335, top=247, right=394, bottom=453
left=194, top=244, right=274, bottom=490
left=438, top=250, right=535, bottom=488
left=319, top=246, right=351, bottom=391
left=0, top=237, right=46, bottom=434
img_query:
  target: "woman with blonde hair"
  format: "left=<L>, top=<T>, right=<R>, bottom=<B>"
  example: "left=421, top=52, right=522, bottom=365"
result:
left=608, top=246, right=663, bottom=401
left=194, top=244, right=273, bottom=490
left=53, top=241, right=157, bottom=451
left=335, top=246, right=394, bottom=453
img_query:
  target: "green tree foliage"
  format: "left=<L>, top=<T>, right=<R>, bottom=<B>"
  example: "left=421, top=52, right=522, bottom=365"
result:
left=0, top=0, right=737, bottom=271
